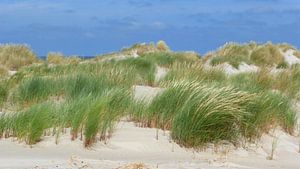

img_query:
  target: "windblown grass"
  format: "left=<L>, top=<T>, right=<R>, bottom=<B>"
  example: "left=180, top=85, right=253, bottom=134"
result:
left=15, top=76, right=59, bottom=104
left=0, top=41, right=298, bottom=150
left=229, top=69, right=274, bottom=93
left=0, top=44, right=38, bottom=70
left=274, top=65, right=300, bottom=99
left=47, top=52, right=81, bottom=65
left=0, top=87, right=131, bottom=146
left=206, top=42, right=288, bottom=68
left=0, top=83, right=8, bottom=109
left=242, top=91, right=296, bottom=140
left=0, top=102, right=54, bottom=144
left=117, top=57, right=156, bottom=86
left=47, top=52, right=65, bottom=64
left=250, top=43, right=284, bottom=66
left=207, top=42, right=252, bottom=68
left=137, top=51, right=199, bottom=69
left=131, top=79, right=296, bottom=148
left=162, top=62, right=226, bottom=83
left=61, top=88, right=131, bottom=147
left=65, top=73, right=112, bottom=98
left=170, top=80, right=254, bottom=147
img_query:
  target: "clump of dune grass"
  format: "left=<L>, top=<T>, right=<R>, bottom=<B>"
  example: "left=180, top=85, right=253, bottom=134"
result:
left=229, top=69, right=274, bottom=93
left=294, top=50, right=300, bottom=59
left=242, top=91, right=296, bottom=140
left=207, top=42, right=252, bottom=68
left=65, top=73, right=115, bottom=99
left=0, top=44, right=38, bottom=70
left=210, top=53, right=250, bottom=69
left=47, top=52, right=65, bottom=64
left=162, top=62, right=226, bottom=84
left=156, top=40, right=170, bottom=52
left=0, top=81, right=8, bottom=108
left=206, top=42, right=288, bottom=68
left=139, top=51, right=200, bottom=68
left=81, top=88, right=131, bottom=147
left=278, top=43, right=295, bottom=52
left=128, top=100, right=150, bottom=127
left=274, top=65, right=300, bottom=99
left=117, top=57, right=156, bottom=86
left=60, top=96, right=93, bottom=141
left=15, top=76, right=58, bottom=104
left=250, top=43, right=284, bottom=66
left=66, top=56, right=81, bottom=65
left=1, top=87, right=131, bottom=146
left=1, top=102, right=54, bottom=144
left=169, top=80, right=254, bottom=147
left=47, top=52, right=82, bottom=65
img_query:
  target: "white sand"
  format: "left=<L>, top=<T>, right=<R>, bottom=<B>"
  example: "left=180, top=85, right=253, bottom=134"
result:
left=133, top=85, right=165, bottom=103
left=1, top=121, right=300, bottom=169
left=8, top=70, right=17, bottom=76
left=282, top=49, right=300, bottom=66
left=216, top=62, right=258, bottom=75
left=155, top=66, right=168, bottom=82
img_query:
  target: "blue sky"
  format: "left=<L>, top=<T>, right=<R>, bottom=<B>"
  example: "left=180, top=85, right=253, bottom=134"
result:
left=0, top=0, right=300, bottom=56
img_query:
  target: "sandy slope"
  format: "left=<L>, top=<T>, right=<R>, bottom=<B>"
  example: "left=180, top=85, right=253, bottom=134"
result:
left=0, top=122, right=219, bottom=169
left=1, top=121, right=300, bottom=169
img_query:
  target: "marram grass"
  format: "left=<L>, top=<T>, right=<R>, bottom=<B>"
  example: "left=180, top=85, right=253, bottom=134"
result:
left=169, top=80, right=254, bottom=147
left=0, top=43, right=298, bottom=150
left=132, top=79, right=297, bottom=148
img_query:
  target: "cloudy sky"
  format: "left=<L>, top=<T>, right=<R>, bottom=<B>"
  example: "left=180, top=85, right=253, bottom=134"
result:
left=0, top=0, right=300, bottom=56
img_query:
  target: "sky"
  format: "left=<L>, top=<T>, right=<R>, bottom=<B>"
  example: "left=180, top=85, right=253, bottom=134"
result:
left=0, top=0, right=300, bottom=56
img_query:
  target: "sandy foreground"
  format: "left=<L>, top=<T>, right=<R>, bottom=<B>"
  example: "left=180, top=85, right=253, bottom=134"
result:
left=1, top=82, right=300, bottom=169
left=0, top=120, right=300, bottom=169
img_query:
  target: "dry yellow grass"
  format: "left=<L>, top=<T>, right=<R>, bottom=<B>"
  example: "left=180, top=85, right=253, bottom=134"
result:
left=0, top=66, right=8, bottom=78
left=0, top=44, right=38, bottom=70
left=205, top=42, right=288, bottom=67
left=156, top=40, right=170, bottom=52
left=250, top=43, right=284, bottom=66
left=294, top=50, right=300, bottom=58
left=47, top=52, right=65, bottom=64
left=47, top=52, right=81, bottom=65
left=116, top=163, right=150, bottom=169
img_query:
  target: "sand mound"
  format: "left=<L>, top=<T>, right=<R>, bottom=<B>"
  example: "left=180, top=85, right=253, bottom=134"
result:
left=217, top=62, right=258, bottom=75
left=282, top=49, right=300, bottom=66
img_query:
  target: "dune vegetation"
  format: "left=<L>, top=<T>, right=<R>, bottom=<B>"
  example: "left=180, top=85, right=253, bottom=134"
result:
left=0, top=41, right=299, bottom=150
left=206, top=42, right=297, bottom=68
left=0, top=44, right=38, bottom=70
left=47, top=52, right=82, bottom=65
